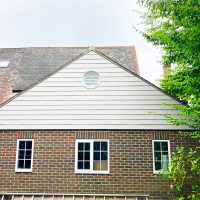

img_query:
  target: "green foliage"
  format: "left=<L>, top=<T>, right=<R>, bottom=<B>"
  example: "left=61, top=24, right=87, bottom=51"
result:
left=137, top=1, right=200, bottom=199
left=138, top=0, right=200, bottom=68
left=161, top=66, right=200, bottom=133
left=162, top=147, right=200, bottom=200
left=137, top=0, right=200, bottom=137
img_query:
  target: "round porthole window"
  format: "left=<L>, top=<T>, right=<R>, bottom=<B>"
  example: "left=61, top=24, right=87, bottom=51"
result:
left=83, top=71, right=100, bottom=89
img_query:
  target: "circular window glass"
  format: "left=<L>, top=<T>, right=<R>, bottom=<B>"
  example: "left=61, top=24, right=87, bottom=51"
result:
left=83, top=71, right=100, bottom=89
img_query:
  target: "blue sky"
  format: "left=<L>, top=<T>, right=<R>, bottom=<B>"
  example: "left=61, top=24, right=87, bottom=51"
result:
left=0, top=0, right=163, bottom=84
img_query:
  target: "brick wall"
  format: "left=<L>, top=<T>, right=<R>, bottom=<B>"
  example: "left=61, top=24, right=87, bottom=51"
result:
left=0, top=130, right=198, bottom=199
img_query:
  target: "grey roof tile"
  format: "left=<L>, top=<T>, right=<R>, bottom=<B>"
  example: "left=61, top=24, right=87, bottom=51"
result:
left=0, top=46, right=139, bottom=90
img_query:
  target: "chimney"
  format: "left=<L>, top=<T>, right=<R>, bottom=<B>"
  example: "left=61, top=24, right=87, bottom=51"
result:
left=163, top=65, right=171, bottom=77
left=1, top=88, right=13, bottom=104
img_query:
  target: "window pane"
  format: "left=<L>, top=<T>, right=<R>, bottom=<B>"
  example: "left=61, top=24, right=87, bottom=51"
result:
left=154, top=142, right=161, bottom=151
left=162, top=153, right=169, bottom=170
left=84, top=152, right=90, bottom=161
left=26, top=141, right=32, bottom=149
left=137, top=197, right=147, bottom=200
left=154, top=141, right=169, bottom=171
left=78, top=152, right=83, bottom=160
left=25, top=160, right=31, bottom=169
left=78, top=161, right=83, bottom=169
left=18, top=160, right=24, bottom=169
left=78, top=143, right=83, bottom=151
left=84, top=161, right=90, bottom=169
left=101, top=142, right=107, bottom=151
left=94, top=152, right=100, bottom=160
left=94, top=142, right=100, bottom=151
left=19, top=141, right=25, bottom=149
left=162, top=160, right=168, bottom=170
left=101, top=152, right=107, bottom=161
left=25, top=150, right=32, bottom=159
left=161, top=142, right=168, bottom=151
left=154, top=152, right=161, bottom=161
left=162, top=151, right=169, bottom=158
left=85, top=143, right=90, bottom=151
left=155, top=161, right=161, bottom=171
left=101, top=161, right=108, bottom=171
left=76, top=140, right=109, bottom=172
left=18, top=150, right=25, bottom=159
left=93, top=161, right=100, bottom=170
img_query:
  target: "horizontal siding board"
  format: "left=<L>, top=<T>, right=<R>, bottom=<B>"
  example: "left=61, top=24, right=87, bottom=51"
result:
left=62, top=63, right=122, bottom=69
left=38, top=81, right=148, bottom=87
left=0, top=124, right=187, bottom=130
left=0, top=114, right=173, bottom=120
left=60, top=67, right=126, bottom=73
left=73, top=60, right=110, bottom=64
left=0, top=105, right=176, bottom=110
left=23, top=91, right=165, bottom=95
left=9, top=100, right=178, bottom=105
left=57, top=71, right=128, bottom=74
left=0, top=51, right=185, bottom=130
left=52, top=73, right=133, bottom=78
left=16, top=95, right=173, bottom=100
left=0, top=119, right=172, bottom=125
left=77, top=54, right=105, bottom=60
left=43, top=77, right=142, bottom=82
left=29, top=86, right=156, bottom=91
left=0, top=109, right=180, bottom=115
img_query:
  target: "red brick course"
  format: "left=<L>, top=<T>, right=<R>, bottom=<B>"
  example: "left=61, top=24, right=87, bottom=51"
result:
left=0, top=130, right=198, bottom=199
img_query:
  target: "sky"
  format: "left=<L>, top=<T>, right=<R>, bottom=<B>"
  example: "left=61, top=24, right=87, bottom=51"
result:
left=0, top=0, right=163, bottom=84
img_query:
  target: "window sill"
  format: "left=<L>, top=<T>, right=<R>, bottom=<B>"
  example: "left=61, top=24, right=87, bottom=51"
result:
left=15, top=169, right=32, bottom=173
left=75, top=170, right=110, bottom=174
left=153, top=170, right=164, bottom=174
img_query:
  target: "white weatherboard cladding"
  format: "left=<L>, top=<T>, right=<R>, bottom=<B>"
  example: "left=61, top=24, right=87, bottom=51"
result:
left=0, top=51, right=185, bottom=130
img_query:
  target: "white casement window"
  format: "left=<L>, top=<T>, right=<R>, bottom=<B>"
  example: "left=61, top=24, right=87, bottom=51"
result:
left=75, top=139, right=109, bottom=174
left=15, top=139, right=34, bottom=172
left=152, top=140, right=170, bottom=173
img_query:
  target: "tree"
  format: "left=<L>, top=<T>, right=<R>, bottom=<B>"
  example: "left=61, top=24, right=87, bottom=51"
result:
left=138, top=0, right=200, bottom=67
left=137, top=0, right=200, bottom=199
left=137, top=0, right=200, bottom=135
left=160, top=66, right=200, bottom=135
left=162, top=147, right=200, bottom=200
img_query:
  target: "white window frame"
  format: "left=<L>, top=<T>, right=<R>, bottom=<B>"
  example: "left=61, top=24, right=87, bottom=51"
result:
left=15, top=139, right=34, bottom=172
left=75, top=139, right=109, bottom=174
left=152, top=140, right=171, bottom=174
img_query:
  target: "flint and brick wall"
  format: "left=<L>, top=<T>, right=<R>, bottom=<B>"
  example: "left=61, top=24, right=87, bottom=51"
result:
left=0, top=130, right=198, bottom=199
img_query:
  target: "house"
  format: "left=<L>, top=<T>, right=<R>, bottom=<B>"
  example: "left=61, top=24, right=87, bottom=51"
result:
left=0, top=46, right=197, bottom=200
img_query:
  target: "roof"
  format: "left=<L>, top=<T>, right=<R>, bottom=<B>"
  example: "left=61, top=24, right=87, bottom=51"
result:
left=0, top=50, right=188, bottom=130
left=0, top=46, right=139, bottom=91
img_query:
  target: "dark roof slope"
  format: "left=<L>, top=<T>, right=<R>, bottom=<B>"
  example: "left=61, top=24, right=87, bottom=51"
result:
left=0, top=46, right=139, bottom=91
